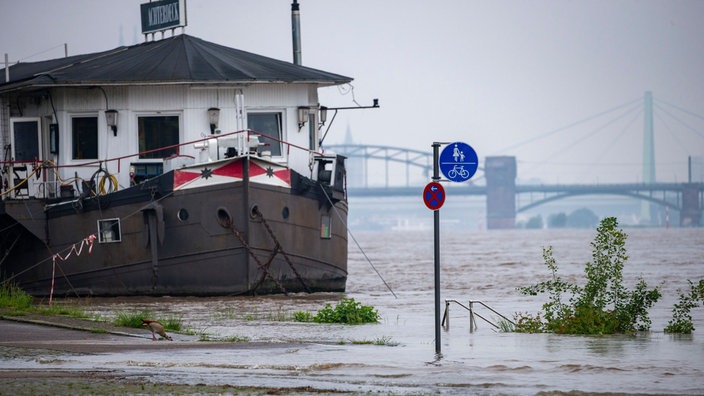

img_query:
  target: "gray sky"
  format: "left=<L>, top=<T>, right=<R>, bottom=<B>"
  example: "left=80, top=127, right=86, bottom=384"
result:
left=2, top=0, right=703, bottom=184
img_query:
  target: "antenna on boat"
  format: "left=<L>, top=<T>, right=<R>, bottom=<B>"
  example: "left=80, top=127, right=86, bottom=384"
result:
left=319, top=98, right=380, bottom=146
left=291, top=0, right=302, bottom=65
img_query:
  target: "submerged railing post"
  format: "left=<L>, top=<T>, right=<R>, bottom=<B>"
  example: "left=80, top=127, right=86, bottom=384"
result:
left=469, top=300, right=475, bottom=333
left=442, top=300, right=450, bottom=329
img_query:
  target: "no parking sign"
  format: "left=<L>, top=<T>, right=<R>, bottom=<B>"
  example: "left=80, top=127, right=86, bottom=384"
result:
left=423, top=182, right=445, bottom=210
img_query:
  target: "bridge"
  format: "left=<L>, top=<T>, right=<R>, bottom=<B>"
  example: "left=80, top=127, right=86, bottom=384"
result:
left=322, top=93, right=704, bottom=228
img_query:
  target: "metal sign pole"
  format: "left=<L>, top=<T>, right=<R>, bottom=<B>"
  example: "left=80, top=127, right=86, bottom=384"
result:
left=432, top=142, right=441, bottom=356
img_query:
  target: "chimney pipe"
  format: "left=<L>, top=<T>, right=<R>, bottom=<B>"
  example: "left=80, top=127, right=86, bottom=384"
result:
left=291, top=0, right=302, bottom=65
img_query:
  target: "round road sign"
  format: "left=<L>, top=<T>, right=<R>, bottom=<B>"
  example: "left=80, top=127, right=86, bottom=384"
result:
left=439, top=142, right=478, bottom=182
left=423, top=182, right=445, bottom=210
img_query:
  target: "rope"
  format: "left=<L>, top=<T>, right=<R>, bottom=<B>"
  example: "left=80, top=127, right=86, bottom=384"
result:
left=253, top=207, right=311, bottom=293
left=225, top=220, right=288, bottom=295
left=318, top=184, right=398, bottom=298
left=0, top=160, right=119, bottom=198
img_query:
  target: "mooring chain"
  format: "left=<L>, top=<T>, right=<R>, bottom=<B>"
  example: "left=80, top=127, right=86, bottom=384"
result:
left=226, top=221, right=288, bottom=295
left=253, top=207, right=311, bottom=293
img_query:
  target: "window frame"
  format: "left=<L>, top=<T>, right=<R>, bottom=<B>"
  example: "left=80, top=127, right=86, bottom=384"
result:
left=246, top=111, right=285, bottom=158
left=97, top=218, right=122, bottom=243
left=70, top=114, right=99, bottom=161
left=136, top=113, right=182, bottom=160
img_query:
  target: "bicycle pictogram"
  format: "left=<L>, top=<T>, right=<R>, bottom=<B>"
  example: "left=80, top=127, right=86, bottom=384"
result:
left=447, top=165, right=469, bottom=179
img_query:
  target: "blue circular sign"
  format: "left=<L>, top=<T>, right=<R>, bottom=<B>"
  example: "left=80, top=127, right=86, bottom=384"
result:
left=439, top=142, right=478, bottom=182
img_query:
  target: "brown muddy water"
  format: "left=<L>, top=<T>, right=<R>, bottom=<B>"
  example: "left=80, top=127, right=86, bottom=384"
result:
left=2, top=228, right=703, bottom=394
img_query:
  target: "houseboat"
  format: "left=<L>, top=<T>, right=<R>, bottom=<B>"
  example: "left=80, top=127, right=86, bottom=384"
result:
left=0, top=4, right=354, bottom=297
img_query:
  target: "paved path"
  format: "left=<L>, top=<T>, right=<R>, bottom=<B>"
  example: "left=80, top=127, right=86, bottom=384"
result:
left=0, top=315, right=272, bottom=354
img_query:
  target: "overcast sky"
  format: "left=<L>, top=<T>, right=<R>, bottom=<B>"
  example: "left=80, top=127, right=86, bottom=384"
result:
left=1, top=0, right=703, bottom=184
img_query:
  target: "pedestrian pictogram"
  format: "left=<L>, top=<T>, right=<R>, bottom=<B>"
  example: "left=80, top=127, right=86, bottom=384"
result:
left=423, top=182, right=445, bottom=210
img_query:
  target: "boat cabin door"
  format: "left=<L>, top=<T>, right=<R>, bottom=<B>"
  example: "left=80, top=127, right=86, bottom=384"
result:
left=9, top=117, right=43, bottom=198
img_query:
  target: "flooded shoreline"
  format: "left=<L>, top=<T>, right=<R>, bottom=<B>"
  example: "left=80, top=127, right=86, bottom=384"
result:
left=1, top=228, right=703, bottom=394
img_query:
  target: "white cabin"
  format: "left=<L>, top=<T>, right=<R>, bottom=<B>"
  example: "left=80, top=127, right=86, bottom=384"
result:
left=0, top=34, right=351, bottom=199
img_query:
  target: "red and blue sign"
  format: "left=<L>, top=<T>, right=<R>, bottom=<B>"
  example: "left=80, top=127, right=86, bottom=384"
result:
left=423, top=182, right=445, bottom=210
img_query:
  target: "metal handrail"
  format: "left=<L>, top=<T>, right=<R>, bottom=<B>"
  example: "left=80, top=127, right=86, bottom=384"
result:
left=442, top=299, right=515, bottom=333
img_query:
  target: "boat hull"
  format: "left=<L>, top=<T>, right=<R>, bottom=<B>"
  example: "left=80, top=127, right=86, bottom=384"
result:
left=0, top=160, right=347, bottom=297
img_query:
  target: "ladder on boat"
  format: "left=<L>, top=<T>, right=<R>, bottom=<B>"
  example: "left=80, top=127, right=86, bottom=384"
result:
left=441, top=299, right=516, bottom=333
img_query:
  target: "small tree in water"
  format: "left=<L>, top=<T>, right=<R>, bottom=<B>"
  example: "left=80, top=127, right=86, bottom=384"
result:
left=515, top=217, right=661, bottom=334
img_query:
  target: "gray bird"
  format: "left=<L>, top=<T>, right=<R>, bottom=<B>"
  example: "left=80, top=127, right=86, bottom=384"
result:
left=142, top=319, right=173, bottom=341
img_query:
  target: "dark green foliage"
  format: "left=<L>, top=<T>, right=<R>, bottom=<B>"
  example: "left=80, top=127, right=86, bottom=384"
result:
left=113, top=310, right=182, bottom=331
left=113, top=310, right=152, bottom=328
left=294, top=298, right=379, bottom=324
left=665, top=279, right=704, bottom=334
left=0, top=283, right=33, bottom=309
left=515, top=217, right=661, bottom=334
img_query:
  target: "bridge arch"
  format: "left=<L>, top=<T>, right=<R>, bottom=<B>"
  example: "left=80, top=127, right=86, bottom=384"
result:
left=518, top=191, right=683, bottom=213
left=324, top=143, right=485, bottom=187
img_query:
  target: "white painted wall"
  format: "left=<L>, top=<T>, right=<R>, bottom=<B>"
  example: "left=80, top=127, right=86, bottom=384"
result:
left=3, top=82, right=323, bottom=195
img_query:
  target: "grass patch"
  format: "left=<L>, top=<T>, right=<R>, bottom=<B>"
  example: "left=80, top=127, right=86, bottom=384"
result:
left=214, top=306, right=292, bottom=322
left=112, top=310, right=182, bottom=332
left=199, top=334, right=250, bottom=342
left=347, top=336, right=398, bottom=346
left=497, top=318, right=515, bottom=333
left=0, top=283, right=33, bottom=310
left=34, top=304, right=91, bottom=319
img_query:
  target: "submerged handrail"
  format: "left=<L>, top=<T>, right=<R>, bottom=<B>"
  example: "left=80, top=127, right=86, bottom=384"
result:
left=442, top=299, right=515, bottom=333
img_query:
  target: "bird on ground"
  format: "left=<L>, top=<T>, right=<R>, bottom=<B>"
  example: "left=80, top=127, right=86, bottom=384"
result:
left=142, top=319, right=173, bottom=341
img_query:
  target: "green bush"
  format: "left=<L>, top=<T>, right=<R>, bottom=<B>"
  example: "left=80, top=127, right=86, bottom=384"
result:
left=294, top=298, right=379, bottom=324
left=515, top=217, right=661, bottom=334
left=665, top=279, right=704, bottom=334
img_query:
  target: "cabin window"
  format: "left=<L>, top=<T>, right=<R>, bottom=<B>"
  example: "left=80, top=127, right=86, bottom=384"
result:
left=97, top=218, right=121, bottom=243
left=138, top=115, right=179, bottom=159
left=247, top=112, right=282, bottom=156
left=72, top=116, right=98, bottom=160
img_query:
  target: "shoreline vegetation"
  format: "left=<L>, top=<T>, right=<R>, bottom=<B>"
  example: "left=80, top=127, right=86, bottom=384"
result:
left=513, top=217, right=703, bottom=335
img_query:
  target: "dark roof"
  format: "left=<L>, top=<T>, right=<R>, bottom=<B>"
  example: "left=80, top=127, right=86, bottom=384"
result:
left=1, top=34, right=351, bottom=91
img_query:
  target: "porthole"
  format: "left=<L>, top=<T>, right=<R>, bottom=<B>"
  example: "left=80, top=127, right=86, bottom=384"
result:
left=282, top=206, right=289, bottom=220
left=216, top=207, right=232, bottom=228
left=250, top=204, right=260, bottom=219
left=177, top=208, right=189, bottom=221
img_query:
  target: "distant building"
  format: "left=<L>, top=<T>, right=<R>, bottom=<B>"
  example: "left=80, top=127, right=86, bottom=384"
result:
left=691, top=156, right=703, bottom=183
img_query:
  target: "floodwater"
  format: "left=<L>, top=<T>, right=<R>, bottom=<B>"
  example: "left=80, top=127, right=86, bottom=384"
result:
left=4, top=227, right=704, bottom=394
